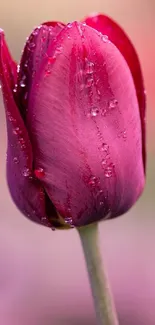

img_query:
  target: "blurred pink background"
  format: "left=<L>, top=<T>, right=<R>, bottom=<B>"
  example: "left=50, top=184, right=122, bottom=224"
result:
left=0, top=0, right=155, bottom=324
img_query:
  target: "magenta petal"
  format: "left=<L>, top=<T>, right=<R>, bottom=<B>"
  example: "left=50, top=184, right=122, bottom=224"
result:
left=0, top=30, right=50, bottom=226
left=42, top=21, right=65, bottom=28
left=0, top=29, right=17, bottom=91
left=26, top=22, right=145, bottom=227
left=16, top=22, right=64, bottom=121
left=83, top=14, right=146, bottom=169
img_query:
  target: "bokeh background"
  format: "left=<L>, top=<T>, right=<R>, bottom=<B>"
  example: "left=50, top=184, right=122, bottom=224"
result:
left=0, top=1, right=155, bottom=324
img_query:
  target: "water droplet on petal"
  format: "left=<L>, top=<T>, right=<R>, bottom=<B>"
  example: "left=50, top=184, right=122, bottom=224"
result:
left=102, top=35, right=109, bottom=42
left=34, top=167, right=45, bottom=179
left=90, top=107, right=99, bottom=117
left=20, top=79, right=26, bottom=88
left=28, top=42, right=36, bottom=50
left=67, top=23, right=73, bottom=28
left=13, top=157, right=19, bottom=164
left=17, top=65, right=20, bottom=73
left=23, top=167, right=31, bottom=177
left=53, top=46, right=63, bottom=57
left=123, top=130, right=127, bottom=140
left=104, top=164, right=115, bottom=178
left=118, top=129, right=127, bottom=141
left=0, top=83, right=2, bottom=89
left=101, top=159, right=107, bottom=167
left=24, top=61, right=28, bottom=68
left=85, top=58, right=94, bottom=74
left=8, top=115, right=16, bottom=122
left=19, top=137, right=26, bottom=149
left=109, top=99, right=118, bottom=109
left=101, top=143, right=109, bottom=153
left=86, top=76, right=94, bottom=88
left=88, top=176, right=98, bottom=187
left=13, top=127, right=22, bottom=135
left=64, top=216, right=74, bottom=228
left=13, top=84, right=17, bottom=93
left=41, top=216, right=47, bottom=222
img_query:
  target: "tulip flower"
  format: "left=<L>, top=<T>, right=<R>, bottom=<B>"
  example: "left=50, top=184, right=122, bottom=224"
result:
left=0, top=13, right=146, bottom=325
left=0, top=14, right=145, bottom=229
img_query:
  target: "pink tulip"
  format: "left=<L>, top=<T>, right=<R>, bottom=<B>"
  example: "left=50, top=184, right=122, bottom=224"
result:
left=0, top=14, right=146, bottom=228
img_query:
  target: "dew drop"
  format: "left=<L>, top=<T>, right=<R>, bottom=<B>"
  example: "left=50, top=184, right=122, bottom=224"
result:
left=101, top=143, right=109, bottom=154
left=102, top=108, right=107, bottom=116
left=101, top=159, right=107, bottom=167
left=17, top=65, right=20, bottom=73
left=19, top=137, right=26, bottom=149
left=64, top=216, right=74, bottom=228
left=23, top=167, right=31, bottom=177
left=24, top=61, right=28, bottom=68
left=104, top=164, right=115, bottom=178
left=0, top=83, right=1, bottom=89
left=109, top=99, right=118, bottom=109
left=28, top=42, right=36, bottom=49
left=67, top=23, right=73, bottom=28
left=54, top=46, right=63, bottom=56
left=13, top=157, right=19, bottom=164
left=85, top=58, right=94, bottom=74
left=86, top=76, right=94, bottom=88
left=13, top=84, right=17, bottom=93
left=8, top=115, right=15, bottom=122
left=102, top=35, right=109, bottom=42
left=41, top=216, right=47, bottom=222
left=118, top=129, right=127, bottom=141
left=20, top=79, right=26, bottom=88
left=90, top=106, right=99, bottom=117
left=88, top=176, right=98, bottom=187
left=13, top=127, right=21, bottom=135
left=123, top=130, right=127, bottom=140
left=45, top=62, right=52, bottom=76
left=34, top=167, right=45, bottom=179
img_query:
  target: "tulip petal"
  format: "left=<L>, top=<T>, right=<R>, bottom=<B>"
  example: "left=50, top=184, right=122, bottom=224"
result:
left=16, top=22, right=64, bottom=121
left=0, top=30, right=51, bottom=227
left=0, top=29, right=17, bottom=91
left=83, top=14, right=146, bottom=169
left=27, top=22, right=145, bottom=227
left=43, top=21, right=65, bottom=28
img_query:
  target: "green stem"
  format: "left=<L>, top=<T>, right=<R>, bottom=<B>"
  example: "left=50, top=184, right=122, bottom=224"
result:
left=78, top=222, right=119, bottom=325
